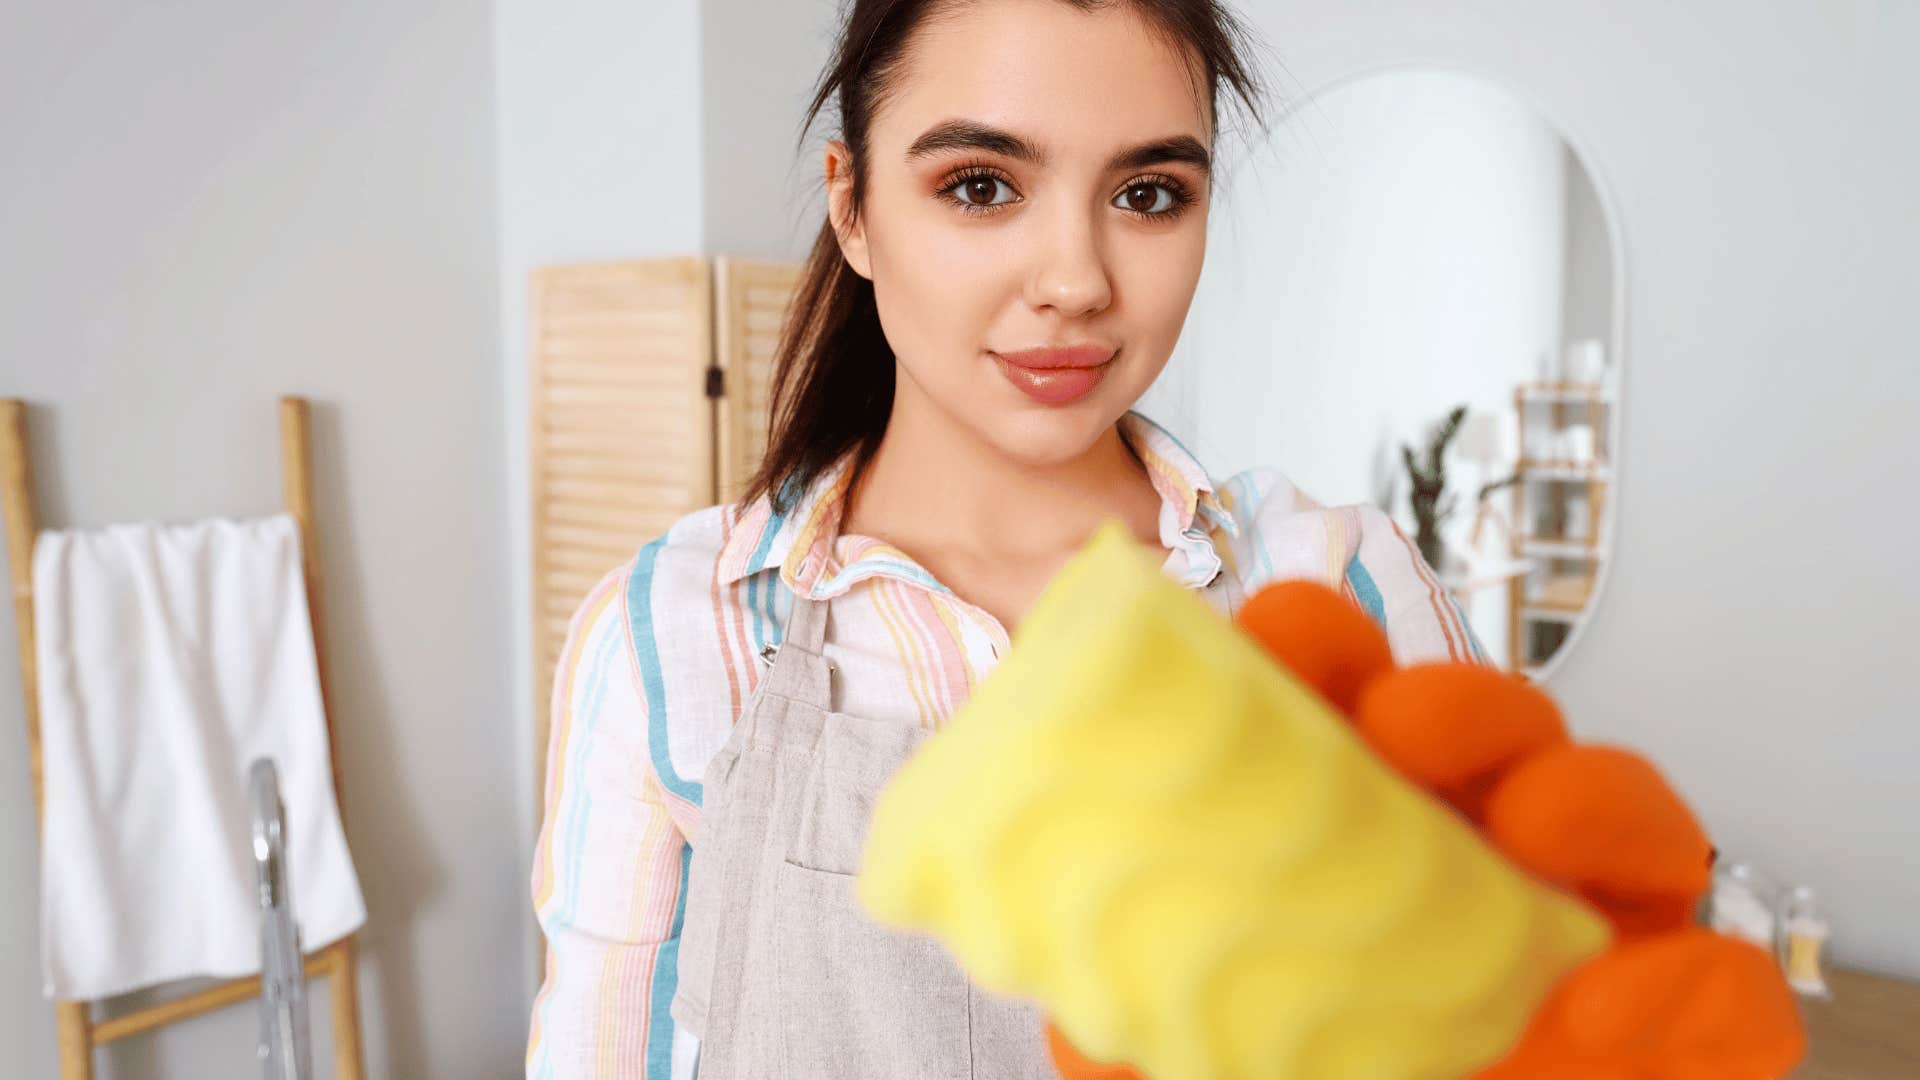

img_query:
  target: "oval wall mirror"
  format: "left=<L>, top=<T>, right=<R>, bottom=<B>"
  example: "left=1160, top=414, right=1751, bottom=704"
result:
left=1144, top=64, right=1623, bottom=678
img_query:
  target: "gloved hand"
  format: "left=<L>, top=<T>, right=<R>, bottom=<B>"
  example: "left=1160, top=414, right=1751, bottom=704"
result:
left=856, top=523, right=1804, bottom=1080
left=1230, top=580, right=1804, bottom=1080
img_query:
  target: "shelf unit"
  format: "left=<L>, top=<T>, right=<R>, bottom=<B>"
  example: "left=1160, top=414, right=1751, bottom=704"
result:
left=1517, top=536, right=1605, bottom=560
left=1508, top=381, right=1612, bottom=674
left=1517, top=381, right=1615, bottom=404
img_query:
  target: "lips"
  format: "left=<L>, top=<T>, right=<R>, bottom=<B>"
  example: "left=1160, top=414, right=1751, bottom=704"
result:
left=994, top=345, right=1116, bottom=370
left=991, top=344, right=1117, bottom=406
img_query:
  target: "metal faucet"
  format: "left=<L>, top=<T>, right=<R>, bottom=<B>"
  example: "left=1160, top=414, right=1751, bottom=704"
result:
left=249, top=758, right=312, bottom=1080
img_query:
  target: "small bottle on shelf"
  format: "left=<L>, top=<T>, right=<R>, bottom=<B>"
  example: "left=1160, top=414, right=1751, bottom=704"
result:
left=1778, top=885, right=1833, bottom=999
left=1708, top=860, right=1779, bottom=949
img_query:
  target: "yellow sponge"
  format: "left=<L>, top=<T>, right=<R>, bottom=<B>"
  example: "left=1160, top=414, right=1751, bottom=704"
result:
left=856, top=522, right=1609, bottom=1080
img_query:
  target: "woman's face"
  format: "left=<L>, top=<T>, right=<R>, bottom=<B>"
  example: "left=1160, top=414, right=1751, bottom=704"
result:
left=828, top=0, right=1214, bottom=468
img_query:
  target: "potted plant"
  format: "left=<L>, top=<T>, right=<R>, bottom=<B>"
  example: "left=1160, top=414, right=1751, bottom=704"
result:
left=1401, top=405, right=1517, bottom=572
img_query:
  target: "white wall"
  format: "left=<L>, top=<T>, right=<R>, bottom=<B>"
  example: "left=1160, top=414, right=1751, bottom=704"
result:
left=1217, top=0, right=1919, bottom=975
left=699, top=0, right=838, bottom=260
left=0, top=2, right=523, bottom=1076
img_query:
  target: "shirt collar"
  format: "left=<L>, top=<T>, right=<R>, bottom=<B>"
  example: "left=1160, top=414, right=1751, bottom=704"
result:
left=716, top=410, right=1237, bottom=598
left=1118, top=410, right=1237, bottom=540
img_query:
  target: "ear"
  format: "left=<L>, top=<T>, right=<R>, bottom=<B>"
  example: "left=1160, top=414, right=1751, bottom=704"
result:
left=824, top=140, right=873, bottom=280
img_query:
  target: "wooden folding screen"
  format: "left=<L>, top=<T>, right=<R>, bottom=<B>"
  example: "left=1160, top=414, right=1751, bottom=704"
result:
left=528, top=256, right=802, bottom=796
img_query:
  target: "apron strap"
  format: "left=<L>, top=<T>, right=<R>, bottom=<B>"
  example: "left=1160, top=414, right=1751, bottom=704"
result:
left=783, top=589, right=831, bottom=654
left=761, top=591, right=833, bottom=710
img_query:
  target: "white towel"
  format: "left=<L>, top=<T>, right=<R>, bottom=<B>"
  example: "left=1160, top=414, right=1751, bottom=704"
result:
left=33, top=512, right=366, bottom=1000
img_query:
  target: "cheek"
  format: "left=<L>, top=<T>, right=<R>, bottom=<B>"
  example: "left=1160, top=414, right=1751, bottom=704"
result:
left=866, top=193, right=1018, bottom=379
left=1109, top=221, right=1207, bottom=385
left=1123, top=221, right=1207, bottom=329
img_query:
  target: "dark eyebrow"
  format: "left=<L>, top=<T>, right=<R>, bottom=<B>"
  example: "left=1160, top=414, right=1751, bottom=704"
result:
left=1108, top=135, right=1211, bottom=175
left=904, top=120, right=1211, bottom=175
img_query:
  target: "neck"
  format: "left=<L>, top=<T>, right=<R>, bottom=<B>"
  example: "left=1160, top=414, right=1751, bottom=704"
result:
left=843, top=376, right=1161, bottom=560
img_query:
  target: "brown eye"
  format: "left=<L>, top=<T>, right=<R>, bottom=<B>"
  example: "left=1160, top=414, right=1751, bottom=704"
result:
left=945, top=173, right=1016, bottom=209
left=1116, top=182, right=1176, bottom=215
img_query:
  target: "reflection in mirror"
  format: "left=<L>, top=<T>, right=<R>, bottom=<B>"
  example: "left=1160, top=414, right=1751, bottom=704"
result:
left=1146, top=65, right=1620, bottom=677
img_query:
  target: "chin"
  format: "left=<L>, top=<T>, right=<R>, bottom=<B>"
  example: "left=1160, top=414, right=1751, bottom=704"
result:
left=977, top=395, right=1130, bottom=469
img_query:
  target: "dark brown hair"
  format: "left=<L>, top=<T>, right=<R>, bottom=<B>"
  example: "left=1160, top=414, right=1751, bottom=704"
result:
left=739, top=0, right=1274, bottom=513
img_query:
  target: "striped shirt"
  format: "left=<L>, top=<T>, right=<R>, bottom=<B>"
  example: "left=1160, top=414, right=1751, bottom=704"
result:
left=525, top=410, right=1483, bottom=1078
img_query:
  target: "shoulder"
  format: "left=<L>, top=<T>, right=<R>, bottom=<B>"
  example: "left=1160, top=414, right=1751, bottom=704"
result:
left=1216, top=465, right=1415, bottom=550
left=1213, top=465, right=1418, bottom=606
left=623, top=501, right=736, bottom=611
left=588, top=502, right=767, bottom=805
left=1215, top=466, right=1481, bottom=664
left=559, top=503, right=735, bottom=667
left=1213, top=465, right=1323, bottom=525
left=1214, top=465, right=1377, bottom=591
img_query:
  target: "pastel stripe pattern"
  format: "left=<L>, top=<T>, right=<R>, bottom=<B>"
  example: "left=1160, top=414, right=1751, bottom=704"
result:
left=526, top=410, right=1488, bottom=1078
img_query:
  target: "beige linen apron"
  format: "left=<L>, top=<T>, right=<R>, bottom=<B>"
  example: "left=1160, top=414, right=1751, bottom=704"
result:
left=670, top=593, right=1057, bottom=1080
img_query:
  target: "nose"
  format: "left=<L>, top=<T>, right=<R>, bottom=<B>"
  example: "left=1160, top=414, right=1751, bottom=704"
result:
left=1024, top=207, right=1113, bottom=318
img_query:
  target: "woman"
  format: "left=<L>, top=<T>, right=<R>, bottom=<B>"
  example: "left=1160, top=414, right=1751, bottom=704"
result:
left=528, top=0, right=1482, bottom=1076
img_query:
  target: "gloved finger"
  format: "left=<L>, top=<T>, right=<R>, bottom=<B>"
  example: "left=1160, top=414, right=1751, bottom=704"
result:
left=1484, top=745, right=1713, bottom=937
left=1352, top=665, right=1569, bottom=822
left=1474, top=928, right=1805, bottom=1080
left=1234, top=580, right=1394, bottom=716
left=1045, top=1019, right=1146, bottom=1080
